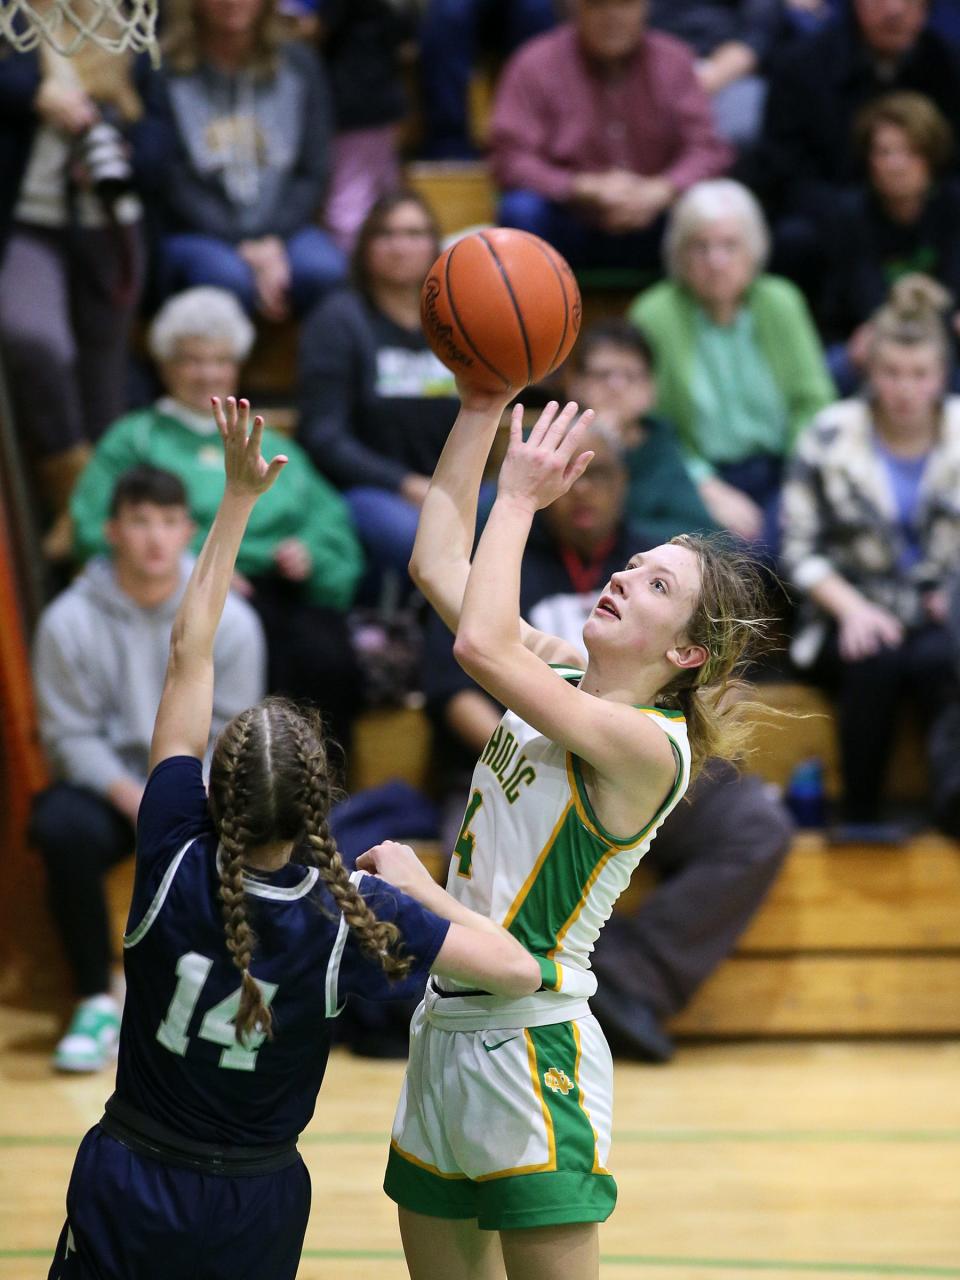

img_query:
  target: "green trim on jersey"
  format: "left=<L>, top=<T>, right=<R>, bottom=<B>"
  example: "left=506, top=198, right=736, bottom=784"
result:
left=548, top=664, right=585, bottom=682
left=505, top=805, right=616, bottom=956
left=536, top=955, right=562, bottom=991
left=504, top=732, right=685, bottom=958
left=569, top=739, right=685, bottom=848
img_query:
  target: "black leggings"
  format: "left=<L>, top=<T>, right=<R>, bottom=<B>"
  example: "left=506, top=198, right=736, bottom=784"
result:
left=814, top=623, right=958, bottom=822
left=30, top=784, right=134, bottom=998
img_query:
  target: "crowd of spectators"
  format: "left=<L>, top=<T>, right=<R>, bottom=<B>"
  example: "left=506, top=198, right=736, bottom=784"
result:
left=5, top=0, right=960, bottom=1069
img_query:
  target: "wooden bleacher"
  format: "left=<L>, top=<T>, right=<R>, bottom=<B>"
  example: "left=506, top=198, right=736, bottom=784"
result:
left=3, top=152, right=960, bottom=1039
left=301, top=692, right=960, bottom=1038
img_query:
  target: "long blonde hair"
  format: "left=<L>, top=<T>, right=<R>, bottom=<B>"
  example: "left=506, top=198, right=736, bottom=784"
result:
left=162, top=0, right=285, bottom=76
left=653, top=535, right=773, bottom=777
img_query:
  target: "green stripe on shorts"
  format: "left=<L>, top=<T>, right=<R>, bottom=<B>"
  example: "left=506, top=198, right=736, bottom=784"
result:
left=527, top=1022, right=602, bottom=1175
left=384, top=1143, right=477, bottom=1220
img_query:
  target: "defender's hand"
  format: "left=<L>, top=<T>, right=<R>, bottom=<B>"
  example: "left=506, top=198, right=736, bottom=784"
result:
left=212, top=396, right=287, bottom=497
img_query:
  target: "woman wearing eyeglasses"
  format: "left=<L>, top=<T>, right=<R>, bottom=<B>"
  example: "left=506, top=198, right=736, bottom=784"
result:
left=296, top=190, right=461, bottom=590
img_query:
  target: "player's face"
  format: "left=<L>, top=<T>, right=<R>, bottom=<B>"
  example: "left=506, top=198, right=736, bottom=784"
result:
left=583, top=543, right=704, bottom=668
left=682, top=216, right=756, bottom=312
left=566, top=343, right=654, bottom=428
left=163, top=338, right=240, bottom=414
left=366, top=202, right=439, bottom=290
left=107, top=502, right=195, bottom=581
left=853, top=0, right=927, bottom=56
left=869, top=339, right=946, bottom=428
left=868, top=122, right=931, bottom=206
left=576, top=0, right=647, bottom=62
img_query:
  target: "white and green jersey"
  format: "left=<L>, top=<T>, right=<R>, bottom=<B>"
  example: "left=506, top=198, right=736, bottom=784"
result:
left=437, top=667, right=690, bottom=1030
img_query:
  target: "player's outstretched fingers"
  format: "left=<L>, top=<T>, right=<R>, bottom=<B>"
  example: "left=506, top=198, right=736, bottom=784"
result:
left=542, top=400, right=581, bottom=450
left=556, top=408, right=596, bottom=464
left=247, top=410, right=265, bottom=459
left=526, top=400, right=559, bottom=447
left=508, top=403, right=525, bottom=449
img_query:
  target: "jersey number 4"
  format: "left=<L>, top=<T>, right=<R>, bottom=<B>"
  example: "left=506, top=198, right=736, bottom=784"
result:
left=453, top=789, right=483, bottom=878
left=157, top=951, right=278, bottom=1071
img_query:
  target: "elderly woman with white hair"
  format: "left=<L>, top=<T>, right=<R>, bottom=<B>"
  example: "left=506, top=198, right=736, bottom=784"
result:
left=69, top=286, right=365, bottom=750
left=629, top=178, right=834, bottom=553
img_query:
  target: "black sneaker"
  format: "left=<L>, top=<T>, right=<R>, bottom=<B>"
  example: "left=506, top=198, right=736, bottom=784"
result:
left=590, top=988, right=675, bottom=1063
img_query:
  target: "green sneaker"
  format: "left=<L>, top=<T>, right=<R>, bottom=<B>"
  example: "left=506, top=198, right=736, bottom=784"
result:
left=53, top=997, right=121, bottom=1073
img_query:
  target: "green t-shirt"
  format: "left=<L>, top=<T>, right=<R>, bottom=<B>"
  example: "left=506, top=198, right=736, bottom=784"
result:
left=689, top=308, right=789, bottom=467
left=71, top=404, right=364, bottom=610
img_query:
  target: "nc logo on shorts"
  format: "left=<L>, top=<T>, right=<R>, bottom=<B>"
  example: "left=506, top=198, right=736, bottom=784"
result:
left=543, top=1067, right=574, bottom=1095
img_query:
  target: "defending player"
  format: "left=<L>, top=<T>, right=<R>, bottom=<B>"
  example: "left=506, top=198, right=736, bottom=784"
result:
left=374, top=386, right=769, bottom=1280
left=48, top=397, right=541, bottom=1280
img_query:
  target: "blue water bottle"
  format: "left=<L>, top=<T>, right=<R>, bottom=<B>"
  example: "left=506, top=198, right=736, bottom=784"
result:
left=785, top=758, right=826, bottom=828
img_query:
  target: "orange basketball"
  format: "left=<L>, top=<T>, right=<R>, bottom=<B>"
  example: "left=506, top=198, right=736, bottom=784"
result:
left=420, top=228, right=582, bottom=394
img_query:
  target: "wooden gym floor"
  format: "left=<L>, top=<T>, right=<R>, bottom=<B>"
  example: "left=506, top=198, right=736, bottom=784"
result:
left=0, top=1005, right=957, bottom=1280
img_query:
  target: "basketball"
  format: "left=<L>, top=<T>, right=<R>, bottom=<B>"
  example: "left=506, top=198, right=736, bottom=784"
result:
left=420, top=228, right=582, bottom=394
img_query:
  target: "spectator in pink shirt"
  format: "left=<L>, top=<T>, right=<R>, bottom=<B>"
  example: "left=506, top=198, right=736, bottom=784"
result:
left=489, top=0, right=733, bottom=273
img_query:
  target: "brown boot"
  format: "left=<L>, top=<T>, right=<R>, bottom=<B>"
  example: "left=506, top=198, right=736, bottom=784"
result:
left=36, top=443, right=92, bottom=561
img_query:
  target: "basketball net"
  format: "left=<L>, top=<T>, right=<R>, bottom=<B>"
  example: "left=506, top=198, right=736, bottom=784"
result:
left=0, top=0, right=159, bottom=62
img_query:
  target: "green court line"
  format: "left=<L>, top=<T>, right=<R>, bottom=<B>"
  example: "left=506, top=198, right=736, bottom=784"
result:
left=2, top=1128, right=959, bottom=1148
left=611, top=1129, right=960, bottom=1145
left=3, top=1248, right=958, bottom=1276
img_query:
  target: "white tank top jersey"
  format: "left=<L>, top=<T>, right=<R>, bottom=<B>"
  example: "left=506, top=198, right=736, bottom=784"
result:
left=432, top=667, right=691, bottom=1032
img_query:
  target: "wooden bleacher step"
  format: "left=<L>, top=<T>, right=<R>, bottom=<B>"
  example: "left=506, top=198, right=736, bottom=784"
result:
left=100, top=696, right=960, bottom=1038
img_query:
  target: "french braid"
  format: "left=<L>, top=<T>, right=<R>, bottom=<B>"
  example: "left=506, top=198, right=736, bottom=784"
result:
left=211, top=708, right=274, bottom=1043
left=292, top=718, right=412, bottom=981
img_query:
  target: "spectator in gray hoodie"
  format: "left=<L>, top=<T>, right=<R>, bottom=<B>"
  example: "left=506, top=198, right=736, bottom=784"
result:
left=30, top=465, right=264, bottom=1073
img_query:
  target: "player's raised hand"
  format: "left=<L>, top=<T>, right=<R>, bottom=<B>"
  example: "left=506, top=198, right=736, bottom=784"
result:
left=497, top=400, right=595, bottom=513
left=212, top=396, right=287, bottom=498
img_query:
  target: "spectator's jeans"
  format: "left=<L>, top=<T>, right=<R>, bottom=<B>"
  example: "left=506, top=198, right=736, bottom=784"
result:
left=346, top=482, right=497, bottom=602
left=0, top=223, right=144, bottom=456
left=158, top=226, right=346, bottom=316
left=711, top=76, right=767, bottom=151
left=346, top=487, right=422, bottom=578
left=419, top=0, right=558, bottom=158
left=498, top=190, right=665, bottom=273
left=29, top=784, right=135, bottom=998
left=715, top=453, right=783, bottom=564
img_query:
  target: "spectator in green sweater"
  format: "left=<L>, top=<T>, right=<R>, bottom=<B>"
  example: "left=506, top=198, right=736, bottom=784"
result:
left=71, top=286, right=365, bottom=751
left=629, top=179, right=834, bottom=558
left=562, top=320, right=718, bottom=544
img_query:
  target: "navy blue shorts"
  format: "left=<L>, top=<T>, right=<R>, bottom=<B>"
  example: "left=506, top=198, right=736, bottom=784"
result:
left=49, top=1126, right=311, bottom=1280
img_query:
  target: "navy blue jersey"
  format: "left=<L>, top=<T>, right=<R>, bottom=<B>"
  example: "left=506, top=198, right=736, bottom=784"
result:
left=115, top=756, right=448, bottom=1147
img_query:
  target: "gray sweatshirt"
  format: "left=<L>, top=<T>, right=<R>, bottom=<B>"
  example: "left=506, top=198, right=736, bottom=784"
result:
left=32, top=556, right=265, bottom=796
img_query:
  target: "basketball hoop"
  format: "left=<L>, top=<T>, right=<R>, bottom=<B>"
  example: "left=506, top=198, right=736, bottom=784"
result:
left=0, top=0, right=159, bottom=62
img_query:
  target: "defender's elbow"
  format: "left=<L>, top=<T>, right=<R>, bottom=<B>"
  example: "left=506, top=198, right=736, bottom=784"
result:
left=491, top=951, right=541, bottom=998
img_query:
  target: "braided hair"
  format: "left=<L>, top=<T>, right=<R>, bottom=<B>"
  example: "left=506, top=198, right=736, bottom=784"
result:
left=208, top=697, right=410, bottom=1044
left=289, top=713, right=412, bottom=983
